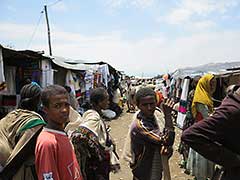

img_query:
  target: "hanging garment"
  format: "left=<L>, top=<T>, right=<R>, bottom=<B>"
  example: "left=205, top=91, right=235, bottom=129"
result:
left=176, top=78, right=190, bottom=129
left=0, top=47, right=6, bottom=92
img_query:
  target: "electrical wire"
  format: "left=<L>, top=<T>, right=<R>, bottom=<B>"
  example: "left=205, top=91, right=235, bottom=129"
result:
left=26, top=0, right=63, bottom=49
left=48, top=0, right=63, bottom=7
left=26, top=9, right=44, bottom=49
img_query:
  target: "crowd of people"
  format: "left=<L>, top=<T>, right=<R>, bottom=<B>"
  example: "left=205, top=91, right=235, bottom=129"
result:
left=0, top=73, right=239, bottom=180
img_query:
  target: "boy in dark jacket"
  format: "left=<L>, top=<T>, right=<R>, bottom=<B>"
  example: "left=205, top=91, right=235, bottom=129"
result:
left=129, top=87, right=175, bottom=180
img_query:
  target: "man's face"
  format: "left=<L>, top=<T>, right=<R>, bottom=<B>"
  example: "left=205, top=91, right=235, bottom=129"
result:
left=44, top=94, right=70, bottom=127
left=138, top=95, right=157, bottom=118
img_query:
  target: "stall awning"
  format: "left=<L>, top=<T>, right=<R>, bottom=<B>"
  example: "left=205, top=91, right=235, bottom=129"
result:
left=51, top=56, right=96, bottom=71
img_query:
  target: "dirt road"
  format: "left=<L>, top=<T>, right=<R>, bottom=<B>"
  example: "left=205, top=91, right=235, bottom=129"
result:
left=107, top=110, right=194, bottom=180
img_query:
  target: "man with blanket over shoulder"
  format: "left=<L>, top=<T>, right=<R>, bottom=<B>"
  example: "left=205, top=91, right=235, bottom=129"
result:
left=122, top=87, right=175, bottom=180
left=0, top=83, right=46, bottom=180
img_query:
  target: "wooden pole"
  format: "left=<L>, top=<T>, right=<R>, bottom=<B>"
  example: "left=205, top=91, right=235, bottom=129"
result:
left=44, top=5, right=52, bottom=56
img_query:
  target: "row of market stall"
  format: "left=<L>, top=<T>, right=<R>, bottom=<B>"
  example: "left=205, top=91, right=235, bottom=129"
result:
left=168, top=62, right=240, bottom=128
left=0, top=45, right=122, bottom=118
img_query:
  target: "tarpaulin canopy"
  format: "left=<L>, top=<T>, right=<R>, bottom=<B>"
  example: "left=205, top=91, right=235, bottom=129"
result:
left=171, top=61, right=240, bottom=79
left=51, top=56, right=95, bottom=71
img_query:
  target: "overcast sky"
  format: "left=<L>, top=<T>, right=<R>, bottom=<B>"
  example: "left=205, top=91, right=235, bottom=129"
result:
left=1, top=0, right=240, bottom=77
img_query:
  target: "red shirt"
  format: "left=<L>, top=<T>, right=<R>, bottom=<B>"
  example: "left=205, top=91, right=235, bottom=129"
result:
left=35, top=128, right=83, bottom=180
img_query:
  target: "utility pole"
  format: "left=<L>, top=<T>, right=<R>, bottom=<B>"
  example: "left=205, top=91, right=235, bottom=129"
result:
left=44, top=5, right=52, bottom=56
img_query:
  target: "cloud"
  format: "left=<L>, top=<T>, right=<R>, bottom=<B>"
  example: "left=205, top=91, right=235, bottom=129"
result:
left=6, top=5, right=17, bottom=12
left=175, top=20, right=217, bottom=31
left=165, top=8, right=192, bottom=25
left=161, top=17, right=216, bottom=32
left=131, top=0, right=157, bottom=8
left=50, top=1, right=68, bottom=12
left=0, top=22, right=47, bottom=50
left=47, top=29, right=240, bottom=76
left=104, top=0, right=156, bottom=9
left=164, top=0, right=239, bottom=25
left=1, top=22, right=240, bottom=76
left=104, top=0, right=125, bottom=9
left=0, top=23, right=44, bottom=40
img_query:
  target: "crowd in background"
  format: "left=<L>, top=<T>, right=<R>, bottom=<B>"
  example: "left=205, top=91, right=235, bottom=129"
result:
left=0, top=72, right=240, bottom=180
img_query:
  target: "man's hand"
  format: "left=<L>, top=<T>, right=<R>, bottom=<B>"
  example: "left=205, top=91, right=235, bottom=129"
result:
left=161, top=128, right=175, bottom=146
left=161, top=98, right=175, bottom=130
left=160, top=146, right=173, bottom=158
left=162, top=98, right=175, bottom=115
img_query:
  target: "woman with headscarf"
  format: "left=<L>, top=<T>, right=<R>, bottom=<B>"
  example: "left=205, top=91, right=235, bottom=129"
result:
left=191, top=74, right=216, bottom=122
left=0, top=83, right=46, bottom=179
left=70, top=87, right=120, bottom=180
left=186, top=74, right=216, bottom=180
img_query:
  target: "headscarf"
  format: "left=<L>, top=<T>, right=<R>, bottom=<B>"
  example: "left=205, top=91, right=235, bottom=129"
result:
left=18, top=83, right=41, bottom=111
left=80, top=110, right=107, bottom=146
left=191, top=74, right=214, bottom=118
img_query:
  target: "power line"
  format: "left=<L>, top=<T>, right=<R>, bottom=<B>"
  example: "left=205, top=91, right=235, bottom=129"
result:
left=26, top=9, right=44, bottom=49
left=48, top=0, right=63, bottom=7
left=27, top=0, right=62, bottom=49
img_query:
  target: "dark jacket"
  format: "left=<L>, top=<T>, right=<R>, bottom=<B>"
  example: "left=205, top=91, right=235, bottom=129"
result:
left=130, top=112, right=175, bottom=180
left=182, top=88, right=240, bottom=180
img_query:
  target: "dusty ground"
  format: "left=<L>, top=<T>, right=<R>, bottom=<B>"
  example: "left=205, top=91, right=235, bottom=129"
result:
left=107, top=110, right=194, bottom=180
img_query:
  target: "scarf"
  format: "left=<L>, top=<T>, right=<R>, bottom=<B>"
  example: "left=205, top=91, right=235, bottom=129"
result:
left=64, top=106, right=83, bottom=137
left=122, top=109, right=171, bottom=180
left=80, top=109, right=120, bottom=171
left=192, top=74, right=214, bottom=118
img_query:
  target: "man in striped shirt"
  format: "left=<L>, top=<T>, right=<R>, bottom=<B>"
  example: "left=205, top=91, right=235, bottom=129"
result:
left=129, top=87, right=175, bottom=180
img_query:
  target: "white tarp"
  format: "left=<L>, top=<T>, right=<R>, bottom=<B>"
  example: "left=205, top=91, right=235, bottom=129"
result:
left=172, top=61, right=240, bottom=79
left=51, top=56, right=96, bottom=71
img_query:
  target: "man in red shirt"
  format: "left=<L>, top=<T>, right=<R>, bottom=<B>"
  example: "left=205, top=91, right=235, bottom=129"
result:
left=35, top=85, right=83, bottom=180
